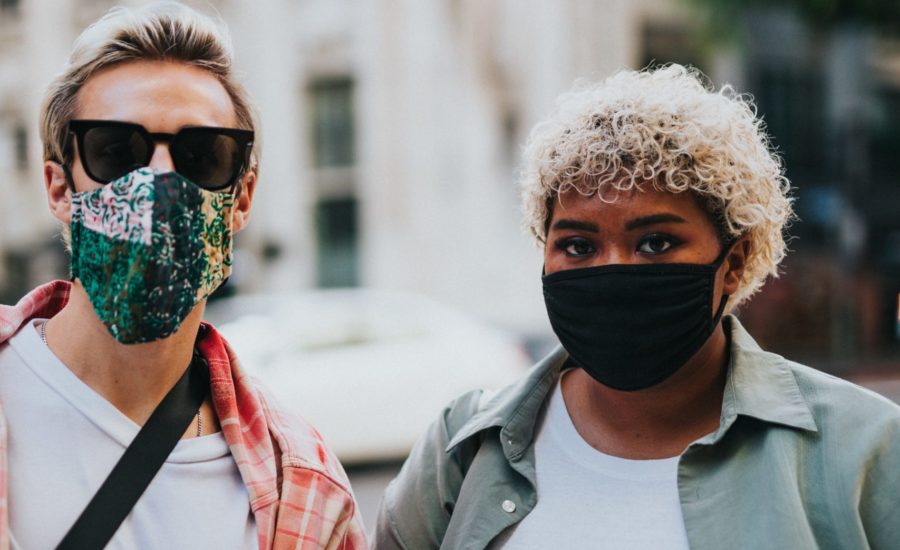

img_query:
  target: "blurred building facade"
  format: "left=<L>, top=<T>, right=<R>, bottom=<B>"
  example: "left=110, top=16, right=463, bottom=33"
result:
left=661, top=5, right=900, bottom=372
left=0, top=0, right=897, bottom=368
left=0, top=0, right=683, bottom=335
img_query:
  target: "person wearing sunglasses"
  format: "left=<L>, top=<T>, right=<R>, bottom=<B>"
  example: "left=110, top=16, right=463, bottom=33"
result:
left=0, top=3, right=365, bottom=549
left=373, top=65, right=900, bottom=549
left=63, top=120, right=254, bottom=192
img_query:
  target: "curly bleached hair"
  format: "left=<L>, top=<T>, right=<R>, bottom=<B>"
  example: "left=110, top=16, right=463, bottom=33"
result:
left=520, top=64, right=794, bottom=308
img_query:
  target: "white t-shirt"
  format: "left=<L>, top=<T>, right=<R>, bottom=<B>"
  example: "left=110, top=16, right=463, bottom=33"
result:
left=0, top=320, right=257, bottom=550
left=493, top=372, right=691, bottom=549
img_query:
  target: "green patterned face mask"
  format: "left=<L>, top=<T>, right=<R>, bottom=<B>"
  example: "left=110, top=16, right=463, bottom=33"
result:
left=70, top=168, right=234, bottom=344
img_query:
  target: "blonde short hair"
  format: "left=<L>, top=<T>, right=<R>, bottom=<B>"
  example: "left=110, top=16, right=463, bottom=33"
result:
left=40, top=1, right=259, bottom=176
left=520, top=64, right=793, bottom=307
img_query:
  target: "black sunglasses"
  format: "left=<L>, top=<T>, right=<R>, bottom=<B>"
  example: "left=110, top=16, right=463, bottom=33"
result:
left=65, top=120, right=254, bottom=191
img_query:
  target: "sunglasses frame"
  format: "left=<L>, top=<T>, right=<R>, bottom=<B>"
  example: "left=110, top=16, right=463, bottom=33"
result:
left=64, top=119, right=254, bottom=191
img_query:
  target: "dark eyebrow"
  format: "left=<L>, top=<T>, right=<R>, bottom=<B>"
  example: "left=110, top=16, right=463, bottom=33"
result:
left=624, top=213, right=687, bottom=231
left=551, top=219, right=600, bottom=233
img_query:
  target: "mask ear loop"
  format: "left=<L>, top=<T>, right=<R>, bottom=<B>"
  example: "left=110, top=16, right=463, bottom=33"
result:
left=60, top=129, right=77, bottom=192
left=711, top=237, right=740, bottom=328
left=712, top=238, right=738, bottom=268
left=60, top=129, right=79, bottom=283
left=62, top=164, right=76, bottom=192
left=65, top=164, right=77, bottom=284
left=712, top=290, right=730, bottom=325
left=230, top=142, right=255, bottom=197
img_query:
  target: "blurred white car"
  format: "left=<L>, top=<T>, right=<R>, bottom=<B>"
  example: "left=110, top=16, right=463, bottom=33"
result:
left=204, top=289, right=531, bottom=464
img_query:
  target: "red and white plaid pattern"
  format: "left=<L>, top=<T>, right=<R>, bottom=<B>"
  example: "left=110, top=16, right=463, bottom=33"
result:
left=0, top=281, right=367, bottom=550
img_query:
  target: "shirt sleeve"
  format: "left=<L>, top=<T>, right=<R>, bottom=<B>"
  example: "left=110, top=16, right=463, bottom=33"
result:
left=858, top=412, right=900, bottom=549
left=329, top=491, right=369, bottom=550
left=373, top=391, right=484, bottom=550
left=272, top=466, right=369, bottom=550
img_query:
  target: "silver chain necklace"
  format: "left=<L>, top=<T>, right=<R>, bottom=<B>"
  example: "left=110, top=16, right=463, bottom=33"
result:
left=39, top=321, right=202, bottom=436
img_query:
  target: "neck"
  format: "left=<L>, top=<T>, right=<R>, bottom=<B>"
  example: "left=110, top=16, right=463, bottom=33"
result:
left=43, top=280, right=205, bottom=425
left=561, top=322, right=730, bottom=459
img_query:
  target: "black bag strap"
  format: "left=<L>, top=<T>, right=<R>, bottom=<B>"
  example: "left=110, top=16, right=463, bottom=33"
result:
left=56, top=346, right=210, bottom=550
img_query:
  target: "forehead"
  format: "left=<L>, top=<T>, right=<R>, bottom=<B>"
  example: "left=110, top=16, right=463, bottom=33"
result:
left=75, top=59, right=236, bottom=131
left=552, top=185, right=712, bottom=222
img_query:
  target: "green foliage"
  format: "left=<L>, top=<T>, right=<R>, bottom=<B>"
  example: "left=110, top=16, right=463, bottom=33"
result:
left=689, top=0, right=900, bottom=31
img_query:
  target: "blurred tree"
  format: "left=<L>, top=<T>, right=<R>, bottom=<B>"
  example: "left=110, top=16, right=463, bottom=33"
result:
left=685, top=0, right=900, bottom=362
left=690, top=0, right=900, bottom=32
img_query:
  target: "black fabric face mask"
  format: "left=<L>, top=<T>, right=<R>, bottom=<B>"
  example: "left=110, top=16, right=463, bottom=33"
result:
left=542, top=243, right=734, bottom=391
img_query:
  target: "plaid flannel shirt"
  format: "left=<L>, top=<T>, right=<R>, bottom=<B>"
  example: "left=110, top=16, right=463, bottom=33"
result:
left=0, top=280, right=368, bottom=550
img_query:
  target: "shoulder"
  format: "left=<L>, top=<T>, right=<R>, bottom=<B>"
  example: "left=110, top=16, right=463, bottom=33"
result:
left=787, top=360, right=900, bottom=474
left=418, top=362, right=558, bottom=460
left=375, top=387, right=493, bottom=550
left=200, top=322, right=358, bottom=498
left=376, top=353, right=565, bottom=548
left=252, top=380, right=368, bottom=548
left=785, top=360, right=900, bottom=543
left=440, top=388, right=495, bottom=442
left=758, top=353, right=900, bottom=482
left=388, top=386, right=492, bottom=487
left=787, top=359, right=900, bottom=432
left=728, top=316, right=900, bottom=441
left=0, top=280, right=71, bottom=344
left=409, top=346, right=568, bottom=464
left=252, top=379, right=356, bottom=493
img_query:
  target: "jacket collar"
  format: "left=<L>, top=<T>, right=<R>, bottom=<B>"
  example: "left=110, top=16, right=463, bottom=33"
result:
left=722, top=316, right=818, bottom=432
left=446, top=345, right=566, bottom=458
left=0, top=280, right=72, bottom=345
left=447, top=315, right=817, bottom=456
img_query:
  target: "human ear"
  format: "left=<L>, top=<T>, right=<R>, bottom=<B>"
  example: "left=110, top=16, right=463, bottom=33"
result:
left=232, top=170, right=256, bottom=233
left=45, top=161, right=72, bottom=224
left=722, top=237, right=750, bottom=296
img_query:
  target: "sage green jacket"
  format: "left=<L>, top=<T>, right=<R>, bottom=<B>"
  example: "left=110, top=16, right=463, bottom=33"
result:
left=374, top=316, right=900, bottom=549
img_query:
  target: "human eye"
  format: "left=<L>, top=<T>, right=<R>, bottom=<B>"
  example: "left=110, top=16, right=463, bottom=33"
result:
left=181, top=149, right=217, bottom=167
left=637, top=234, right=682, bottom=255
left=99, top=142, right=136, bottom=162
left=556, top=237, right=596, bottom=257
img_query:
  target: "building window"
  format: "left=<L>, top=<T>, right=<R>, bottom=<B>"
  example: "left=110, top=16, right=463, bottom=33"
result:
left=501, top=108, right=519, bottom=166
left=310, top=78, right=355, bottom=168
left=309, top=77, right=359, bottom=287
left=314, top=197, right=359, bottom=287
left=753, top=65, right=826, bottom=183
left=14, top=124, right=26, bottom=172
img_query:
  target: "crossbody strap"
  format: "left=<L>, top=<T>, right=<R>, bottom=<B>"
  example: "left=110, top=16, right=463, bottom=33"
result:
left=56, top=347, right=210, bottom=550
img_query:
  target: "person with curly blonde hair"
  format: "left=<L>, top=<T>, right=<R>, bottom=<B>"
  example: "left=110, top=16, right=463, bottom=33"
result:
left=374, top=65, right=900, bottom=549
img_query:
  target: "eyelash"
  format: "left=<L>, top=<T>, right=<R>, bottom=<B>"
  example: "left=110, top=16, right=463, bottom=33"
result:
left=637, top=233, right=684, bottom=255
left=554, top=233, right=684, bottom=258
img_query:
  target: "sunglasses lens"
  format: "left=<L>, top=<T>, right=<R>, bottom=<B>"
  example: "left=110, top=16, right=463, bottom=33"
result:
left=81, top=125, right=150, bottom=182
left=172, top=129, right=243, bottom=190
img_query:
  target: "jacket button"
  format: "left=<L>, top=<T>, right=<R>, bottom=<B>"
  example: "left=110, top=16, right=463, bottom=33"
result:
left=502, top=500, right=516, bottom=513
